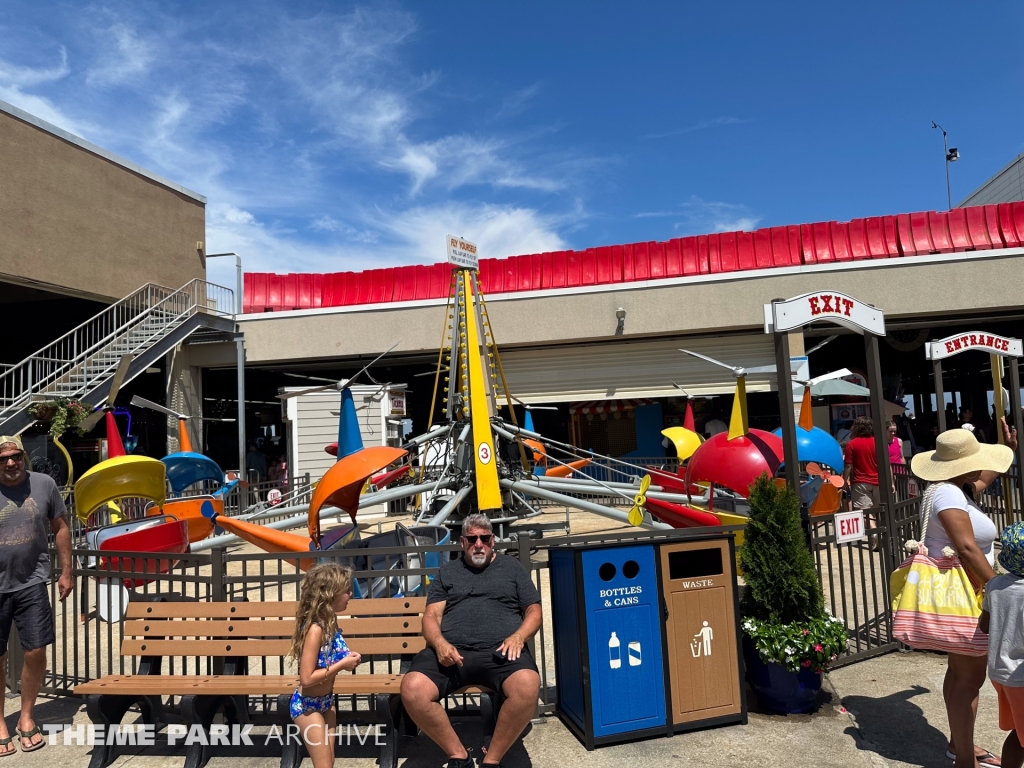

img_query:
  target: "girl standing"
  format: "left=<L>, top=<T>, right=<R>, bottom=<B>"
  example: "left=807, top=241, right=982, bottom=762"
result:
left=288, top=563, right=362, bottom=768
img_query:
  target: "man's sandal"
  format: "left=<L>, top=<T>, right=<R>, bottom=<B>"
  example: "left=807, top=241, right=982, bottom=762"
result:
left=946, top=748, right=1000, bottom=767
left=17, top=726, right=45, bottom=753
left=0, top=736, right=15, bottom=757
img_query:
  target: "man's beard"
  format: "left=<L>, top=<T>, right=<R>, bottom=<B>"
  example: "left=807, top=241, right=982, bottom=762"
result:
left=468, top=550, right=489, bottom=566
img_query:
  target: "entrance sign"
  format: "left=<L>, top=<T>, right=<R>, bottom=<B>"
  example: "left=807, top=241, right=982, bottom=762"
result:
left=835, top=510, right=866, bottom=544
left=446, top=235, right=479, bottom=269
left=925, top=332, right=1023, bottom=360
left=764, top=291, right=885, bottom=336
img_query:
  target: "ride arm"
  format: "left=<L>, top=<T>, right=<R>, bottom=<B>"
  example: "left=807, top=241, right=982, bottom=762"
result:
left=937, top=507, right=996, bottom=584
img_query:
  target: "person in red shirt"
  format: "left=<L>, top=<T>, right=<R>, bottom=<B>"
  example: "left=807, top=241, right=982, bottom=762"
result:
left=843, top=417, right=880, bottom=510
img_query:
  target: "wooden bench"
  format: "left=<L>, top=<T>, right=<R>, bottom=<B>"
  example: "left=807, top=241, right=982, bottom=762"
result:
left=75, top=597, right=498, bottom=768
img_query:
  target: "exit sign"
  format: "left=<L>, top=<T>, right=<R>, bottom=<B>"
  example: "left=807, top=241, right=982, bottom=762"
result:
left=835, top=510, right=866, bottom=544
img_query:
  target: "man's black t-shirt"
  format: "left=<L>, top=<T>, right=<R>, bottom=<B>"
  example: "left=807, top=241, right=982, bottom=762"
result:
left=426, top=554, right=541, bottom=651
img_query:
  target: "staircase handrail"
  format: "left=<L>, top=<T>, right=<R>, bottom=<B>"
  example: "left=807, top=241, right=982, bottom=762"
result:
left=0, top=279, right=234, bottom=414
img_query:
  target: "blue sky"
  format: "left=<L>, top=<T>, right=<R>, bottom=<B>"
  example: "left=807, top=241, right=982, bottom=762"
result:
left=3, top=1, right=1023, bottom=289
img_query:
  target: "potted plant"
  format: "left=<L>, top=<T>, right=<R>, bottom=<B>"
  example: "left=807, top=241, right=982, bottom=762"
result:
left=28, top=397, right=89, bottom=439
left=738, top=473, right=848, bottom=713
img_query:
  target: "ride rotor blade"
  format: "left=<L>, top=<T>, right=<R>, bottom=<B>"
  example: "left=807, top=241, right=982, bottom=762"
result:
left=130, top=395, right=182, bottom=420
left=277, top=383, right=339, bottom=399
left=341, top=342, right=400, bottom=390
left=282, top=372, right=339, bottom=384
left=197, top=417, right=236, bottom=422
left=679, top=348, right=740, bottom=374
left=808, top=368, right=852, bottom=387
left=805, top=335, right=839, bottom=356
left=106, top=354, right=133, bottom=404
left=670, top=381, right=690, bottom=397
left=78, top=409, right=105, bottom=432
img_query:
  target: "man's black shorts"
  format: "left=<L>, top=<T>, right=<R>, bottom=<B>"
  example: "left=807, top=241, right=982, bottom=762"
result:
left=0, top=582, right=55, bottom=655
left=408, top=646, right=539, bottom=699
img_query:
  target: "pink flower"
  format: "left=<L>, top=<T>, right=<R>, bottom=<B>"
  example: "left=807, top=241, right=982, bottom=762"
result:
left=801, top=659, right=811, bottom=668
left=814, top=644, right=823, bottom=652
left=802, top=629, right=810, bottom=636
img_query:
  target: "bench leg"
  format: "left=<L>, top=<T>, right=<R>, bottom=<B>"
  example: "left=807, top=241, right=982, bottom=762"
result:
left=84, top=694, right=137, bottom=768
left=276, top=694, right=304, bottom=768
left=481, top=691, right=503, bottom=753
left=375, top=694, right=400, bottom=768
left=179, top=695, right=224, bottom=768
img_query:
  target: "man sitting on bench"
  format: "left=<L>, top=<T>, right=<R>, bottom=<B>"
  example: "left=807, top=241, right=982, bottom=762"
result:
left=400, top=513, right=542, bottom=768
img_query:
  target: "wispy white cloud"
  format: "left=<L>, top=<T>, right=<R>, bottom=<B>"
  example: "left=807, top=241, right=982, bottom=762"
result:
left=0, top=47, right=91, bottom=133
left=641, top=116, right=748, bottom=141
left=85, top=20, right=155, bottom=87
left=375, top=201, right=572, bottom=263
left=0, top=4, right=591, bottom=276
left=674, top=197, right=761, bottom=234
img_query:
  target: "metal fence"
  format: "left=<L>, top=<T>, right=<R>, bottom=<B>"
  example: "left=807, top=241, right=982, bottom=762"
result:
left=27, top=526, right=742, bottom=718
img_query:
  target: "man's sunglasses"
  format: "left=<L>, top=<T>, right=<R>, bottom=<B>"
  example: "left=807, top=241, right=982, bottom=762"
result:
left=463, top=534, right=494, bottom=545
left=0, top=451, right=24, bottom=463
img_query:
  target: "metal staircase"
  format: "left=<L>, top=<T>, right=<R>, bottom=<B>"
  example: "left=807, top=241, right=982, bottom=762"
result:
left=0, top=279, right=236, bottom=435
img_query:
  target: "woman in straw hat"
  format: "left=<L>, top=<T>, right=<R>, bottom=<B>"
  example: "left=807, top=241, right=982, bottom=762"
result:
left=912, top=423, right=1017, bottom=768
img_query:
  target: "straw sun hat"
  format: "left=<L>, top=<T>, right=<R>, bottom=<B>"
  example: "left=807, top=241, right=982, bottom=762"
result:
left=911, top=428, right=1013, bottom=482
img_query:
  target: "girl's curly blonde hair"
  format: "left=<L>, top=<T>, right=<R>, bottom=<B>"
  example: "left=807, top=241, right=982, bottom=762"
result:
left=288, top=563, right=353, bottom=663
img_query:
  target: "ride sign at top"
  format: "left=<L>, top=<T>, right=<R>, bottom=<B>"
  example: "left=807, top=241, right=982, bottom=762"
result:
left=765, top=291, right=885, bottom=336
left=447, top=235, right=479, bottom=270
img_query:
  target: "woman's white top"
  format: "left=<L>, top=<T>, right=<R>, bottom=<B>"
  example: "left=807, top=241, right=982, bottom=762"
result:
left=923, top=483, right=998, bottom=566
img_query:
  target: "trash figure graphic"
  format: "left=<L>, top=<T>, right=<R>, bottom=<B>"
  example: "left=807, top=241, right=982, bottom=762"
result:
left=690, top=621, right=713, bottom=658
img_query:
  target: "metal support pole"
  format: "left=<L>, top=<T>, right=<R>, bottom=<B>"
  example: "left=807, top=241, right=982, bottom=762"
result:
left=865, top=333, right=895, bottom=574
left=773, top=322, right=800, bottom=495
left=933, top=359, right=946, bottom=433
left=516, top=533, right=537, bottom=660
left=1009, top=358, right=1024, bottom=523
left=236, top=336, right=247, bottom=510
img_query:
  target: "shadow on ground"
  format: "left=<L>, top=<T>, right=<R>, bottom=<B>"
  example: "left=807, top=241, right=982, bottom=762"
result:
left=399, top=719, right=533, bottom=768
left=841, top=684, right=949, bottom=767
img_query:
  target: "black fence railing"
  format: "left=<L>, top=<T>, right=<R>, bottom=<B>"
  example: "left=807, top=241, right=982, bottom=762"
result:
left=24, top=526, right=744, bottom=717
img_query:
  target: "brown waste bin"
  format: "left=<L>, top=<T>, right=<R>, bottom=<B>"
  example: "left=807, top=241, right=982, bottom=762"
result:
left=658, top=537, right=746, bottom=731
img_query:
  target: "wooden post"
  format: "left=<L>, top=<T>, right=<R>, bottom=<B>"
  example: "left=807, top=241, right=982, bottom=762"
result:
left=773, top=321, right=800, bottom=495
left=933, top=359, right=946, bottom=433
left=865, top=333, right=895, bottom=574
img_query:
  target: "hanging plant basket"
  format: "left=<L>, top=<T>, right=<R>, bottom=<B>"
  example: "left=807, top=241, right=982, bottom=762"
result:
left=32, top=404, right=57, bottom=422
left=28, top=398, right=89, bottom=439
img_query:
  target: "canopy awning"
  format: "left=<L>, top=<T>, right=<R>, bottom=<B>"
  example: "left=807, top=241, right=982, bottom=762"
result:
left=569, top=398, right=654, bottom=415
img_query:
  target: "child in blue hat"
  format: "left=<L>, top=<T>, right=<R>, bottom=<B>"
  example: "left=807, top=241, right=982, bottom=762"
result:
left=981, top=521, right=1024, bottom=768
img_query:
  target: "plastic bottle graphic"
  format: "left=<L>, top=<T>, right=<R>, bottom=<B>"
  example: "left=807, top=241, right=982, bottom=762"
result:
left=608, top=632, right=621, bottom=669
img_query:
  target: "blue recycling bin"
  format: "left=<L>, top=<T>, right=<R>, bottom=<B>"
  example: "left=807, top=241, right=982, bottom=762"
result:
left=550, top=534, right=746, bottom=749
left=550, top=543, right=667, bottom=748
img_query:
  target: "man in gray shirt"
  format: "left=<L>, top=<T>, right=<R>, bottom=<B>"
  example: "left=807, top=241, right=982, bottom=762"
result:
left=401, top=513, right=542, bottom=768
left=0, top=436, right=73, bottom=754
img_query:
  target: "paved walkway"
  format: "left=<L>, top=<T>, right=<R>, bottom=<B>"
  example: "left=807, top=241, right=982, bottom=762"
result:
left=4, top=649, right=998, bottom=767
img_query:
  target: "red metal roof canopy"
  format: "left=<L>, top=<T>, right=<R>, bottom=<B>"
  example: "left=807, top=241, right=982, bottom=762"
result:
left=242, top=202, right=1024, bottom=314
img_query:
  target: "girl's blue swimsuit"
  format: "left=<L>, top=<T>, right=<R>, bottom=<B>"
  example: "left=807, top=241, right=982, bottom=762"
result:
left=290, top=625, right=351, bottom=718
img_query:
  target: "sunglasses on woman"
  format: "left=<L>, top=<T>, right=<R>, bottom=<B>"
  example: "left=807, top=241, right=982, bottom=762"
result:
left=463, top=534, right=494, bottom=545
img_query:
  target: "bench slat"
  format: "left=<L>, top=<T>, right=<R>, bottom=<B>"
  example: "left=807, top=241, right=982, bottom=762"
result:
left=126, top=597, right=427, bottom=620
left=121, top=637, right=426, bottom=657
left=75, top=674, right=400, bottom=696
left=122, top=616, right=422, bottom=638
left=75, top=675, right=490, bottom=697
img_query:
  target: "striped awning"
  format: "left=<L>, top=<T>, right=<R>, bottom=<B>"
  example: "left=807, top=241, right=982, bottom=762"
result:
left=569, top=398, right=654, bottom=415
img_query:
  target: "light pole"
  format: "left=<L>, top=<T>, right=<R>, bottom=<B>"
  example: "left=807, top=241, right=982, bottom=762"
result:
left=205, top=252, right=243, bottom=315
left=931, top=122, right=960, bottom=210
left=205, top=251, right=247, bottom=489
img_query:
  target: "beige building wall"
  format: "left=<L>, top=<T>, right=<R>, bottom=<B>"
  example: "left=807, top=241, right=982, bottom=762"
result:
left=235, top=248, right=1024, bottom=365
left=0, top=102, right=206, bottom=303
